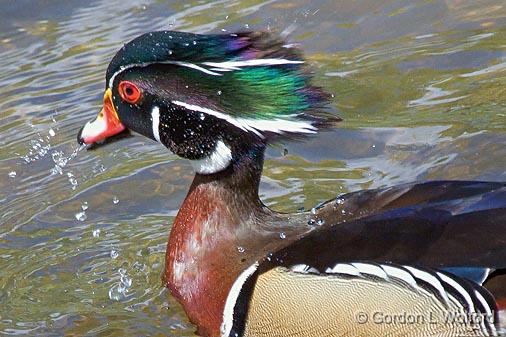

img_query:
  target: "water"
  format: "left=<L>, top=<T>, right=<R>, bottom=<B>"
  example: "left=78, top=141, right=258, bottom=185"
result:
left=1, top=0, right=505, bottom=335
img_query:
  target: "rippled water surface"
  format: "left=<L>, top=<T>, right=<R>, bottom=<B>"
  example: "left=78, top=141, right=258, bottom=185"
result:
left=1, top=0, right=506, bottom=335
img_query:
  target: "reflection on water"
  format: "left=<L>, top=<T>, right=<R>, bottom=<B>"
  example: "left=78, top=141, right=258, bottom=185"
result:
left=0, top=0, right=505, bottom=335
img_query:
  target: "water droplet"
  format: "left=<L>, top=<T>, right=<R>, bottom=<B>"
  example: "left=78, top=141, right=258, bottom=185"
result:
left=67, top=172, right=78, bottom=189
left=217, top=90, right=222, bottom=95
left=48, top=128, right=55, bottom=137
left=110, top=250, right=119, bottom=259
left=120, top=275, right=132, bottom=288
left=244, top=24, right=250, bottom=28
left=221, top=28, right=227, bottom=32
left=75, top=211, right=87, bottom=221
left=316, top=219, right=325, bottom=226
left=192, top=40, right=197, bottom=45
left=336, top=198, right=344, bottom=205
left=311, top=208, right=316, bottom=215
left=112, top=196, right=119, bottom=204
left=341, top=209, right=346, bottom=215
left=92, top=229, right=100, bottom=238
left=81, top=202, right=88, bottom=211
left=8, top=171, right=16, bottom=178
left=108, top=284, right=125, bottom=301
left=225, top=15, right=229, bottom=19
left=168, top=50, right=173, bottom=55
left=279, top=232, right=286, bottom=239
left=237, top=246, right=245, bottom=253
left=200, top=113, right=205, bottom=120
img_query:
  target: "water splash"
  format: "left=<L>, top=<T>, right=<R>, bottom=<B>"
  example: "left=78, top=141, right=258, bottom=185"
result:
left=67, top=172, right=78, bottom=190
left=22, top=138, right=51, bottom=163
left=75, top=211, right=87, bottom=221
left=108, top=268, right=133, bottom=301
left=110, top=250, right=119, bottom=259
left=92, top=229, right=100, bottom=238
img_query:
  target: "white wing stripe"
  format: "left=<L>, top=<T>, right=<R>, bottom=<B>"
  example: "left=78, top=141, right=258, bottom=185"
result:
left=474, top=290, right=496, bottom=336
left=326, top=263, right=361, bottom=276
left=405, top=266, right=450, bottom=305
left=437, top=272, right=476, bottom=313
left=381, top=265, right=417, bottom=288
left=352, top=263, right=388, bottom=280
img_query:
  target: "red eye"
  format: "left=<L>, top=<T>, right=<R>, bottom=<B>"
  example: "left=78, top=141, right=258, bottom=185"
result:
left=118, top=81, right=141, bottom=104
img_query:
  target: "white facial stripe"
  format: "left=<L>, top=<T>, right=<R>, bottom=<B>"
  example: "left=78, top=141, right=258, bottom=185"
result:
left=221, top=262, right=259, bottom=337
left=171, top=100, right=316, bottom=137
left=242, top=118, right=317, bottom=135
left=108, top=61, right=223, bottom=88
left=173, top=61, right=222, bottom=76
left=151, top=106, right=161, bottom=142
left=107, top=58, right=303, bottom=88
left=172, top=100, right=252, bottom=133
left=80, top=117, right=107, bottom=140
left=202, top=58, right=304, bottom=71
left=191, top=140, right=232, bottom=174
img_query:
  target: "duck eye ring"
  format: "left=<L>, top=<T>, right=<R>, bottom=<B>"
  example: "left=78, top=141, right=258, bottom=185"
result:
left=118, top=81, right=141, bottom=104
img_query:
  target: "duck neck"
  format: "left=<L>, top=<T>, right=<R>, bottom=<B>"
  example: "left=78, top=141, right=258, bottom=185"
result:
left=165, top=142, right=274, bottom=336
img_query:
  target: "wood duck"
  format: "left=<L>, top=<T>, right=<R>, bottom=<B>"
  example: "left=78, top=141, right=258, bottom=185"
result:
left=77, top=31, right=506, bottom=337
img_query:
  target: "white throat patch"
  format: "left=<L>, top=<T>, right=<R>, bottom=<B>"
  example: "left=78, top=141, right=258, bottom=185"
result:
left=191, top=140, right=232, bottom=174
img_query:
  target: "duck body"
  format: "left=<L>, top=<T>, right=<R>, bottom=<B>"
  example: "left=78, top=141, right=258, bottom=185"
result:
left=168, top=157, right=506, bottom=336
left=77, top=30, right=506, bottom=337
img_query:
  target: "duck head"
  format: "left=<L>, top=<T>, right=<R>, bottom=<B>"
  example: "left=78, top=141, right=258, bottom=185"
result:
left=78, top=31, right=337, bottom=174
